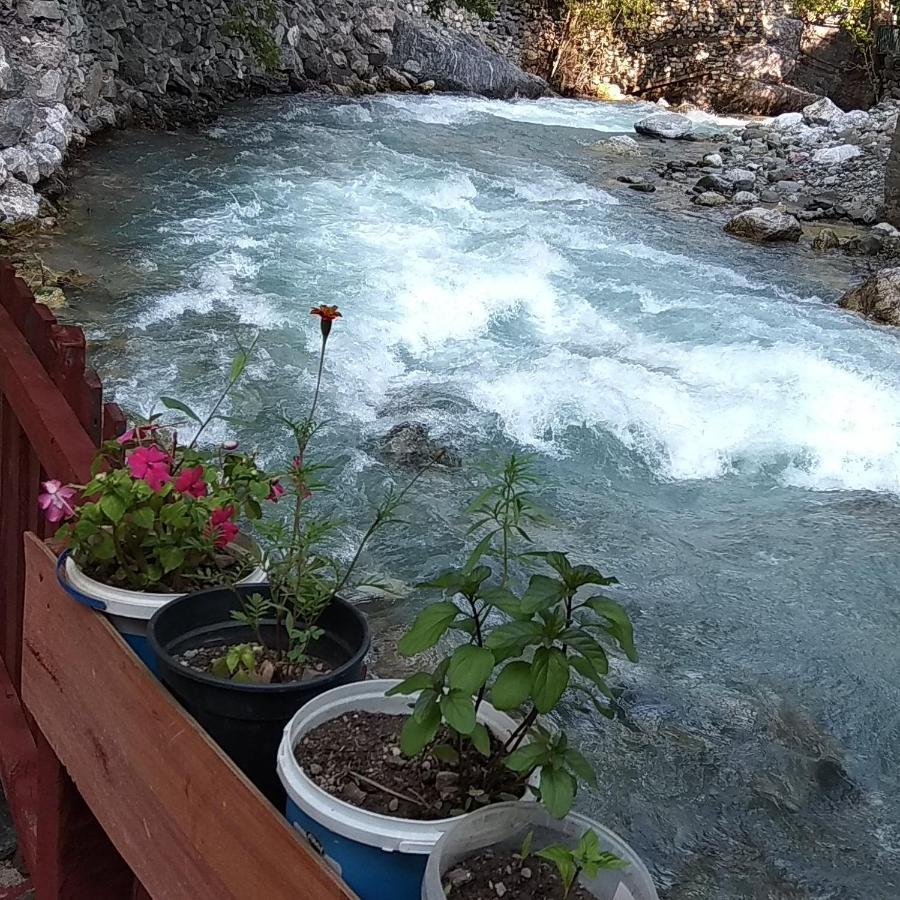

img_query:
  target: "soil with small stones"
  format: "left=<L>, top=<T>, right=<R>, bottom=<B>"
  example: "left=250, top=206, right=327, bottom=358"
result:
left=175, top=642, right=331, bottom=683
left=296, top=711, right=526, bottom=820
left=443, top=850, right=594, bottom=899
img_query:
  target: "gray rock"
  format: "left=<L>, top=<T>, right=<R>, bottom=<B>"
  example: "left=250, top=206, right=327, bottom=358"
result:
left=812, top=228, right=841, bottom=251
left=372, top=422, right=461, bottom=469
left=839, top=268, right=900, bottom=325
left=771, top=112, right=803, bottom=131
left=0, top=155, right=6, bottom=189
left=0, top=178, right=40, bottom=223
left=702, top=152, right=723, bottom=168
left=381, top=66, right=412, bottom=92
left=724, top=207, right=802, bottom=243
left=0, top=45, right=11, bottom=94
left=693, top=191, right=729, bottom=207
left=835, top=109, right=870, bottom=130
left=696, top=173, right=733, bottom=195
left=1, top=147, right=40, bottom=185
left=24, top=1, right=63, bottom=20
left=0, top=100, right=37, bottom=149
left=28, top=142, right=62, bottom=178
left=417, top=80, right=435, bottom=93
left=388, top=12, right=546, bottom=100
left=812, top=144, right=861, bottom=165
left=634, top=112, right=693, bottom=140
left=774, top=179, right=804, bottom=196
left=803, top=97, right=845, bottom=127
left=732, top=190, right=759, bottom=205
left=602, top=135, right=641, bottom=157
left=722, top=167, right=756, bottom=191
left=29, top=70, right=66, bottom=104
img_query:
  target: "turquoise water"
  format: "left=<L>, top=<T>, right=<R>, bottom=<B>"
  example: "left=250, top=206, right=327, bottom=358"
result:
left=54, top=93, right=899, bottom=898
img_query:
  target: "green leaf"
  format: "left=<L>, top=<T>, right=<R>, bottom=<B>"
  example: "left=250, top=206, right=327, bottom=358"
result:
left=570, top=565, right=618, bottom=588
left=577, top=829, right=600, bottom=860
left=130, top=506, right=155, bottom=530
left=539, top=765, right=577, bottom=818
left=417, top=570, right=464, bottom=592
left=91, top=531, right=116, bottom=560
left=464, top=531, right=496, bottom=573
left=491, top=660, right=533, bottom=711
left=561, top=629, right=610, bottom=675
left=100, top=494, right=126, bottom=524
left=397, top=602, right=460, bottom=656
left=481, top=587, right=523, bottom=618
left=569, top=654, right=602, bottom=685
left=583, top=597, right=637, bottom=662
left=519, top=829, right=534, bottom=859
left=536, top=846, right=577, bottom=893
left=505, top=741, right=548, bottom=773
left=160, top=396, right=201, bottom=423
left=440, top=689, right=476, bottom=735
left=412, top=690, right=439, bottom=722
left=158, top=545, right=185, bottom=574
left=564, top=748, right=598, bottom=787
left=485, top=621, right=543, bottom=656
left=461, top=565, right=492, bottom=595
left=400, top=703, right=441, bottom=755
left=385, top=673, right=433, bottom=696
left=469, top=722, right=490, bottom=756
left=447, top=645, right=495, bottom=694
left=431, top=743, right=460, bottom=765
left=533, top=551, right=573, bottom=579
left=229, top=349, right=249, bottom=383
left=530, top=647, right=570, bottom=713
left=521, top=574, right=565, bottom=615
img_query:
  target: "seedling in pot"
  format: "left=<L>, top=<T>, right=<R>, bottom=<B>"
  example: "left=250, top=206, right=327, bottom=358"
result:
left=388, top=456, right=639, bottom=818
left=537, top=829, right=627, bottom=899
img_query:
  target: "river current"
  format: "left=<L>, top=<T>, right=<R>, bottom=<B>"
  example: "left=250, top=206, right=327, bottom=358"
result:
left=49, top=93, right=899, bottom=898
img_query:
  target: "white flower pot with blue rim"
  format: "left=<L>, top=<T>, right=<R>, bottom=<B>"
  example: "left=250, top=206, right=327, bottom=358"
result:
left=56, top=549, right=266, bottom=674
left=277, top=678, right=538, bottom=900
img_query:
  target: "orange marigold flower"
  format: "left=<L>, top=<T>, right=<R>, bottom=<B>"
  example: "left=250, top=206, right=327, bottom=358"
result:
left=310, top=305, right=342, bottom=321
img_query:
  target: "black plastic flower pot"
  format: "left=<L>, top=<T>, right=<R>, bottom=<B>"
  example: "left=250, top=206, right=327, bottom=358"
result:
left=147, top=583, right=370, bottom=807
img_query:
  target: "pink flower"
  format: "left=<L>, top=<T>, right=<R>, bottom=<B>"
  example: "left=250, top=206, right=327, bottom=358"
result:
left=127, top=446, right=172, bottom=492
left=116, top=425, right=157, bottom=446
left=206, top=505, right=239, bottom=549
left=38, top=480, right=77, bottom=524
left=268, top=480, right=285, bottom=502
left=174, top=465, right=207, bottom=498
left=222, top=440, right=240, bottom=451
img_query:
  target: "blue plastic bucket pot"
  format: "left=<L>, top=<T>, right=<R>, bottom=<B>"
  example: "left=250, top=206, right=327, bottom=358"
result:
left=57, top=551, right=266, bottom=675
left=277, top=679, right=529, bottom=900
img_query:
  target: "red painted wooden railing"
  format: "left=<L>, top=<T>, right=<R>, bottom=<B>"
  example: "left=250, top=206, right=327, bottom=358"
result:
left=0, top=258, right=126, bottom=894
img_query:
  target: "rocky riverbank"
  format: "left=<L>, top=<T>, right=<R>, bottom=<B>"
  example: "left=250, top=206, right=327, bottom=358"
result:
left=0, top=0, right=546, bottom=229
left=592, top=96, right=900, bottom=260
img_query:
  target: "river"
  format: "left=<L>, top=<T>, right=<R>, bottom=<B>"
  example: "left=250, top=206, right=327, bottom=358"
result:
left=47, top=93, right=899, bottom=898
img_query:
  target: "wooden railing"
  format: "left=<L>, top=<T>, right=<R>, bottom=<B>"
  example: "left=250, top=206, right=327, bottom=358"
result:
left=0, top=259, right=354, bottom=899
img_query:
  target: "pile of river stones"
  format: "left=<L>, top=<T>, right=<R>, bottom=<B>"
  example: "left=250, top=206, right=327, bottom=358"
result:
left=626, top=97, right=900, bottom=255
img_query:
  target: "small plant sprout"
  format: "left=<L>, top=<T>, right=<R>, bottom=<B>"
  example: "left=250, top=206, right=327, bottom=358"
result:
left=388, top=457, right=638, bottom=818
left=537, top=829, right=627, bottom=899
left=211, top=644, right=259, bottom=683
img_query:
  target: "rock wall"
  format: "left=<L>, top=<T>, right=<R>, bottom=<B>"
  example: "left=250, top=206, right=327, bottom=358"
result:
left=0, top=0, right=544, bottom=224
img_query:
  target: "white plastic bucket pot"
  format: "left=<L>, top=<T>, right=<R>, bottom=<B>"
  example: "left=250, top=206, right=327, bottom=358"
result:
left=57, top=550, right=266, bottom=673
left=277, top=678, right=533, bottom=900
left=422, top=801, right=659, bottom=900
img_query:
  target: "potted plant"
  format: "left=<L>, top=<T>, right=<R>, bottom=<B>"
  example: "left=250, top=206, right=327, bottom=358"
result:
left=148, top=305, right=432, bottom=805
left=422, top=802, right=658, bottom=900
left=277, top=456, right=640, bottom=900
left=46, top=340, right=272, bottom=669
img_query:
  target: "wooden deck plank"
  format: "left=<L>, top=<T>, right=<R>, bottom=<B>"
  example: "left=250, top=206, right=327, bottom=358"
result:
left=21, top=534, right=356, bottom=900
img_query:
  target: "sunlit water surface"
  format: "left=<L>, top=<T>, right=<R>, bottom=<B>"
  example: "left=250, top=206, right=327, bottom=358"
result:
left=51, top=93, right=900, bottom=899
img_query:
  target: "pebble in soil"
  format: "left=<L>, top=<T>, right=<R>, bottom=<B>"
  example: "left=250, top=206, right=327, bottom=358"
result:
left=296, top=710, right=526, bottom=819
left=443, top=850, right=594, bottom=900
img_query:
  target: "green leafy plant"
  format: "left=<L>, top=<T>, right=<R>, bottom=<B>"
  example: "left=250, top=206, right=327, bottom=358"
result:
left=224, top=0, right=282, bottom=73
left=537, top=829, right=627, bottom=898
left=46, top=340, right=278, bottom=592
left=388, top=458, right=638, bottom=818
left=221, top=305, right=435, bottom=683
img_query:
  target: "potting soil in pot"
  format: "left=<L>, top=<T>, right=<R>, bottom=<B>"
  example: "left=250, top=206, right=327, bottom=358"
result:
left=442, top=850, right=595, bottom=900
left=174, top=643, right=332, bottom=683
left=296, top=710, right=525, bottom=819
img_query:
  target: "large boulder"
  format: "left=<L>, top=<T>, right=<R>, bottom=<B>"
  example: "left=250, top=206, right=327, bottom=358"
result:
left=633, top=112, right=693, bottom=140
left=724, top=207, right=802, bottom=243
left=812, top=144, right=861, bottom=165
left=0, top=45, right=11, bottom=93
left=0, top=100, right=37, bottom=148
left=371, top=422, right=461, bottom=469
left=1, top=147, right=40, bottom=185
left=0, top=178, right=40, bottom=224
left=388, top=12, right=547, bottom=99
left=838, top=268, right=900, bottom=326
left=803, top=96, right=844, bottom=127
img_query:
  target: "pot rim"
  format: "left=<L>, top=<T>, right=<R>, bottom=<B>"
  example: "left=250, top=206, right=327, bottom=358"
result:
left=147, top=584, right=371, bottom=695
left=277, top=678, right=538, bottom=853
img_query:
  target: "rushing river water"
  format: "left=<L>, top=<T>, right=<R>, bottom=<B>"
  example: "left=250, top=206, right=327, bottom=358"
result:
left=49, top=93, right=900, bottom=898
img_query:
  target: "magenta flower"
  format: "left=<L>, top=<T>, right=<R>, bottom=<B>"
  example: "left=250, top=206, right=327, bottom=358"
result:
left=206, top=505, right=239, bottom=549
left=268, top=480, right=285, bottom=502
left=174, top=465, right=208, bottom=498
left=38, top=480, right=77, bottom=523
left=127, top=446, right=172, bottom=492
left=116, top=424, right=157, bottom=446
left=222, top=440, right=240, bottom=451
